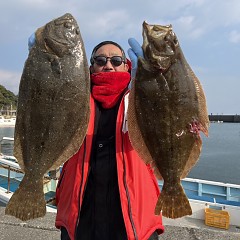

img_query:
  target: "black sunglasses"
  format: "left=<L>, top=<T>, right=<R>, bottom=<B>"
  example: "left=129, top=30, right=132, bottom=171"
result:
left=93, top=56, right=125, bottom=67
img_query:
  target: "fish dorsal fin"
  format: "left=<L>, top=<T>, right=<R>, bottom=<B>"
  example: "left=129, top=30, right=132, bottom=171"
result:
left=185, top=62, right=209, bottom=136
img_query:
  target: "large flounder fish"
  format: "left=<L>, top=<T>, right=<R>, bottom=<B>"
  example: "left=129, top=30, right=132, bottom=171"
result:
left=5, top=13, right=90, bottom=221
left=128, top=22, right=209, bottom=219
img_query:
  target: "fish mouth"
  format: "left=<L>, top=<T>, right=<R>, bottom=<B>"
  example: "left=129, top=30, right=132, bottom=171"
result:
left=142, top=21, right=178, bottom=71
left=47, top=37, right=73, bottom=47
left=44, top=36, right=76, bottom=57
left=143, top=21, right=176, bottom=54
left=143, top=21, right=172, bottom=32
left=43, top=14, right=78, bottom=56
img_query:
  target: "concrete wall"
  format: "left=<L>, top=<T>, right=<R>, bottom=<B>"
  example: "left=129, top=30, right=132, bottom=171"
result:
left=209, top=115, right=240, bottom=123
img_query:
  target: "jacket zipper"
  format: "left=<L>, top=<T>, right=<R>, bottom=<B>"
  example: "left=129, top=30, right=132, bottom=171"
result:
left=120, top=108, right=138, bottom=240
left=74, top=139, right=87, bottom=240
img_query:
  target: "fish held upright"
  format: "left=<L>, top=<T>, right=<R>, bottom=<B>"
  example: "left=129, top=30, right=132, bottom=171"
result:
left=128, top=22, right=209, bottom=219
left=5, top=13, right=90, bottom=221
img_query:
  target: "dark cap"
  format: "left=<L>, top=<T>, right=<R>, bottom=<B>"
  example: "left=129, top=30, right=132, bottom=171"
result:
left=90, top=40, right=126, bottom=65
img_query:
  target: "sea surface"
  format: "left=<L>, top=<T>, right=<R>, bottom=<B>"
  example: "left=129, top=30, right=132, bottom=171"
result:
left=0, top=127, right=14, bottom=156
left=0, top=123, right=240, bottom=185
left=187, top=122, right=240, bottom=185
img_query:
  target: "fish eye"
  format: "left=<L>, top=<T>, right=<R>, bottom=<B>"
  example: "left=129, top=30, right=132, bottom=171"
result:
left=164, top=35, right=168, bottom=42
left=153, top=26, right=159, bottom=31
left=64, top=22, right=72, bottom=29
left=173, top=38, right=178, bottom=45
left=76, top=28, right=80, bottom=35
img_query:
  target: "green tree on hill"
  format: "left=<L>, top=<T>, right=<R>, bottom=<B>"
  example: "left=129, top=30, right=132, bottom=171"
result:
left=0, top=85, right=18, bottom=112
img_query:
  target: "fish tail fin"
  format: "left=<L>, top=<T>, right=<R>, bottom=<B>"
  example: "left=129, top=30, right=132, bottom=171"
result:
left=5, top=175, right=46, bottom=221
left=155, top=181, right=192, bottom=218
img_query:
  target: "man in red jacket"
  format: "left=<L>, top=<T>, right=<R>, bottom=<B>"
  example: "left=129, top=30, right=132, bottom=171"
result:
left=54, top=39, right=164, bottom=240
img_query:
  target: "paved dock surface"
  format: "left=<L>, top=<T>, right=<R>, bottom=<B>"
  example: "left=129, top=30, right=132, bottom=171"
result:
left=162, top=216, right=240, bottom=240
left=0, top=207, right=60, bottom=240
left=0, top=207, right=239, bottom=240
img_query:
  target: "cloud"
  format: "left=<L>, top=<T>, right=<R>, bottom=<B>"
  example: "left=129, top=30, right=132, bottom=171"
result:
left=0, top=69, right=20, bottom=94
left=1, top=0, right=239, bottom=46
left=229, top=30, right=240, bottom=43
left=0, top=0, right=240, bottom=115
left=84, top=9, right=130, bottom=39
left=173, top=16, right=206, bottom=39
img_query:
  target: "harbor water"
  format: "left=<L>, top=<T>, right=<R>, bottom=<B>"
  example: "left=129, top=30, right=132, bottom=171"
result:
left=0, top=127, right=14, bottom=156
left=187, top=122, right=240, bottom=185
left=0, top=123, right=240, bottom=185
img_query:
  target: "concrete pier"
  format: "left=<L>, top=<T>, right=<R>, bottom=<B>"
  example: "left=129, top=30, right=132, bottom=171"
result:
left=0, top=207, right=239, bottom=240
left=209, top=114, right=240, bottom=123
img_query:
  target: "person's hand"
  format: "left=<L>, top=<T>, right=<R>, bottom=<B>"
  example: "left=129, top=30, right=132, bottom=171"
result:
left=127, top=38, right=144, bottom=80
left=28, top=32, right=36, bottom=50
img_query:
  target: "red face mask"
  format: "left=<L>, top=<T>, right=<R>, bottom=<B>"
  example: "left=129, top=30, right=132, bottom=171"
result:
left=91, top=72, right=131, bottom=109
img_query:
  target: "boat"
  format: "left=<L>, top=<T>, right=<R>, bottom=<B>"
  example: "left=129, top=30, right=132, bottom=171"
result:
left=158, top=178, right=240, bottom=227
left=0, top=116, right=16, bottom=127
left=0, top=137, right=57, bottom=212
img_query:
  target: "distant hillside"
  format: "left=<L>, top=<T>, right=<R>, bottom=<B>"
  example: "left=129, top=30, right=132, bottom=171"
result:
left=0, top=85, right=18, bottom=111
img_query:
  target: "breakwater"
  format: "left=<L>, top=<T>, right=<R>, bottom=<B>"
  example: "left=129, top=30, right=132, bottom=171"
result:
left=209, top=115, right=240, bottom=123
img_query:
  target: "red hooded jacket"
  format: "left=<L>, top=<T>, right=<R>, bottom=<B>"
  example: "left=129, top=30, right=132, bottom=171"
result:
left=55, top=93, right=164, bottom=240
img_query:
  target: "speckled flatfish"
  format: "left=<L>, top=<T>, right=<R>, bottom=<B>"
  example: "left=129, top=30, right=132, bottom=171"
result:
left=128, top=22, right=209, bottom=219
left=5, top=13, right=90, bottom=221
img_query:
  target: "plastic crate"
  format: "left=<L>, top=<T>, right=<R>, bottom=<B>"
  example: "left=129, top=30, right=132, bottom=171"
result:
left=205, top=208, right=230, bottom=229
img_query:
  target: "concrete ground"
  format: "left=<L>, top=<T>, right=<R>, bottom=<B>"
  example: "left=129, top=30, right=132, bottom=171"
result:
left=0, top=207, right=239, bottom=240
left=162, top=216, right=240, bottom=240
left=0, top=207, right=60, bottom=240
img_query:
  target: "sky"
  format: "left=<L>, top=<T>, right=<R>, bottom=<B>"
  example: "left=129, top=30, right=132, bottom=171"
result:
left=0, top=0, right=240, bottom=114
